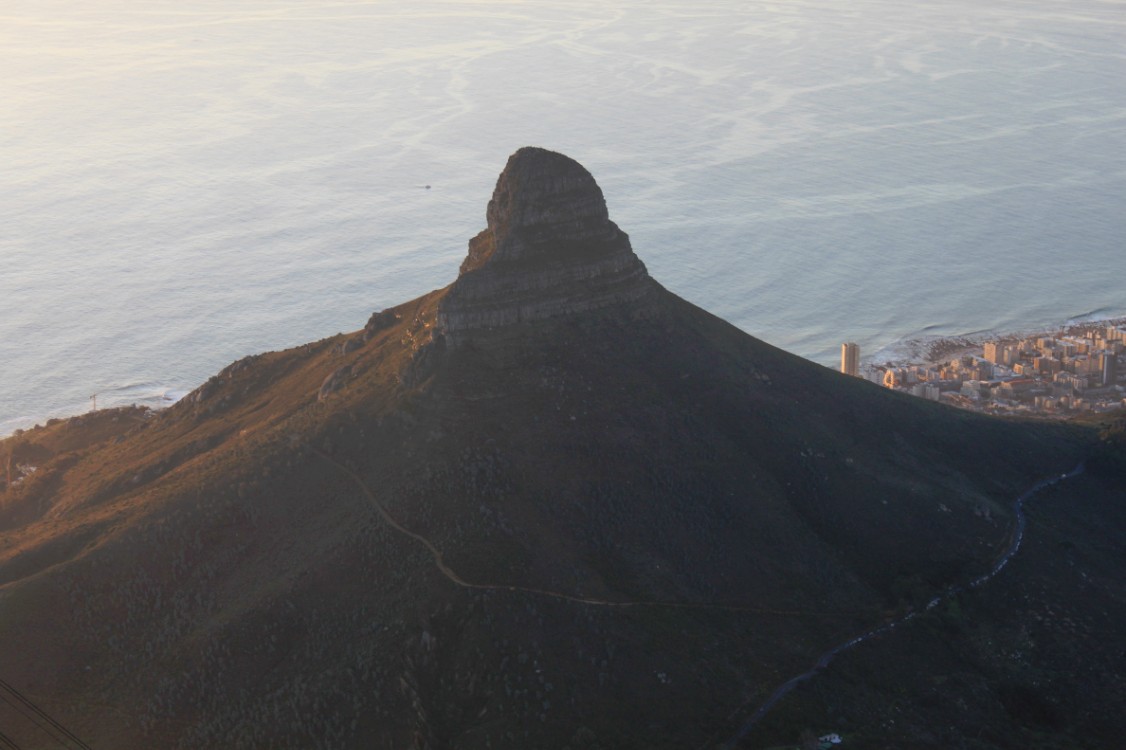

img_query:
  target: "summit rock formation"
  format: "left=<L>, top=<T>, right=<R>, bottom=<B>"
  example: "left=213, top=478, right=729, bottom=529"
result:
left=0, top=148, right=1123, bottom=750
left=437, top=147, right=656, bottom=342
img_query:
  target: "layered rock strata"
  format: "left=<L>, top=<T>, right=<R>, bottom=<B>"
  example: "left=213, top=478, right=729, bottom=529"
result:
left=437, top=147, right=657, bottom=343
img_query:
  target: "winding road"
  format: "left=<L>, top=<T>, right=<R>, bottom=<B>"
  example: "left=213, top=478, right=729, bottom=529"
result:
left=713, top=461, right=1087, bottom=749
left=318, top=449, right=1086, bottom=747
left=317, top=449, right=856, bottom=618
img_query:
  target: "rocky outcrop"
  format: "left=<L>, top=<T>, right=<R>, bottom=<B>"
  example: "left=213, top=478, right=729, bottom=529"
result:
left=318, top=365, right=352, bottom=401
left=363, top=308, right=401, bottom=340
left=437, top=147, right=656, bottom=343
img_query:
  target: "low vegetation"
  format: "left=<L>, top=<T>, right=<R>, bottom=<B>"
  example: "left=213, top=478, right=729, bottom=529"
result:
left=0, top=287, right=1118, bottom=749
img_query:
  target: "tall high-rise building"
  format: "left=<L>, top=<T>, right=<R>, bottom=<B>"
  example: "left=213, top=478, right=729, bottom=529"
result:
left=1100, top=351, right=1118, bottom=386
left=841, top=342, right=859, bottom=377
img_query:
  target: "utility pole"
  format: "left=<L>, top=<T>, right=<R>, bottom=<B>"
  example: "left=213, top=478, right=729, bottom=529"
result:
left=90, top=393, right=97, bottom=411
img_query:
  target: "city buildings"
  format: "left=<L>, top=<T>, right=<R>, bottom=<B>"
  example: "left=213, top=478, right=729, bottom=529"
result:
left=863, top=321, right=1126, bottom=417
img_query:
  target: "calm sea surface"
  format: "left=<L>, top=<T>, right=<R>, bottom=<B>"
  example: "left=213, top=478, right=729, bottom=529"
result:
left=3, top=0, right=1124, bottom=434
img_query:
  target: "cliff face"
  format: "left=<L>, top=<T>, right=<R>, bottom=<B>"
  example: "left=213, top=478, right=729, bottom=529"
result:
left=437, top=147, right=656, bottom=342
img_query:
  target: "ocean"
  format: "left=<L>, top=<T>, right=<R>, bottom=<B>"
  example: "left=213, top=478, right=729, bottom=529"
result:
left=3, top=0, right=1124, bottom=435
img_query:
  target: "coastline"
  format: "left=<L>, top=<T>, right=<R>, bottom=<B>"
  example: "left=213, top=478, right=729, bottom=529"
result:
left=865, top=316, right=1126, bottom=369
left=5, top=317, right=1126, bottom=440
left=861, top=314, right=1126, bottom=419
left=0, top=385, right=187, bottom=440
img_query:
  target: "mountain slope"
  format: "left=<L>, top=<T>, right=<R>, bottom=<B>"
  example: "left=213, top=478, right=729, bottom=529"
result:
left=0, top=148, right=1116, bottom=749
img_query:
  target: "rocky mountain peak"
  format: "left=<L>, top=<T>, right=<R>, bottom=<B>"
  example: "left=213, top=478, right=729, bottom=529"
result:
left=459, top=147, right=620, bottom=272
left=438, top=147, right=656, bottom=342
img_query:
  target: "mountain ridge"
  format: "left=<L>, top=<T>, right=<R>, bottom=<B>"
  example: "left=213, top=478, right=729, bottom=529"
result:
left=0, top=147, right=1121, bottom=749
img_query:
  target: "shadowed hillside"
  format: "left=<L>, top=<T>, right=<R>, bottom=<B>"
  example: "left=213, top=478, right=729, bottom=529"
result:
left=1, top=148, right=1120, bottom=749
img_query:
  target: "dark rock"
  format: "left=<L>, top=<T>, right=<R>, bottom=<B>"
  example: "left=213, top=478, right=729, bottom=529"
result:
left=318, top=365, right=353, bottom=401
left=187, top=380, right=216, bottom=404
left=437, top=147, right=656, bottom=343
left=336, top=336, right=363, bottom=356
left=364, top=309, right=401, bottom=340
left=219, top=354, right=260, bottom=380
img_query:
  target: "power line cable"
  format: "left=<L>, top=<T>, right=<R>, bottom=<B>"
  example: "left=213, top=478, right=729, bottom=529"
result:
left=0, top=692, right=74, bottom=750
left=0, top=679, right=91, bottom=750
left=0, top=680, right=89, bottom=750
left=0, top=727, right=24, bottom=750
